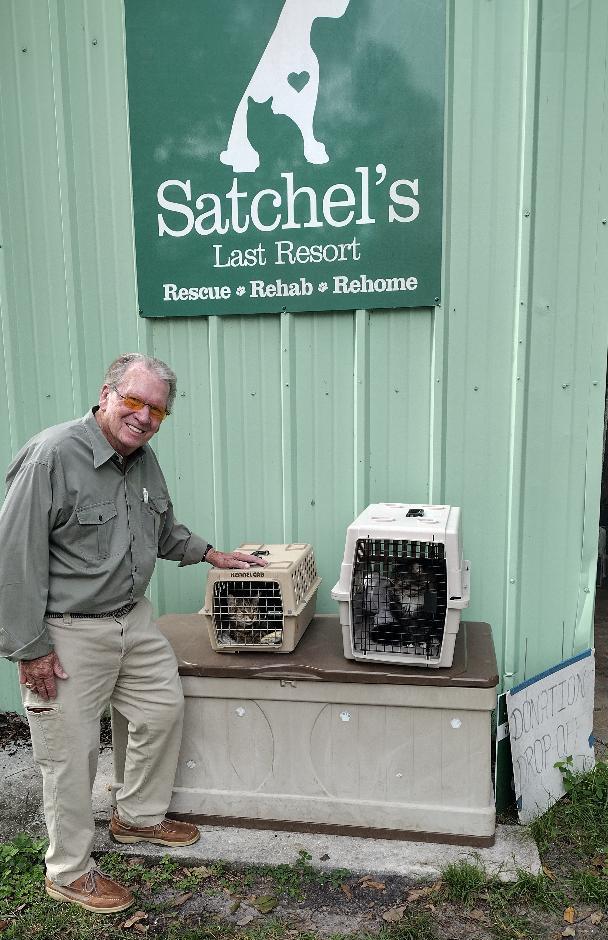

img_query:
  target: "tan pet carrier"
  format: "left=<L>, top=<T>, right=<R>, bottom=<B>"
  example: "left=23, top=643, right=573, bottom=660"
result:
left=202, top=543, right=321, bottom=653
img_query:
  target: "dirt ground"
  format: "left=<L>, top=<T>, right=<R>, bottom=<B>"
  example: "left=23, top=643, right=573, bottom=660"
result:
left=137, top=876, right=606, bottom=939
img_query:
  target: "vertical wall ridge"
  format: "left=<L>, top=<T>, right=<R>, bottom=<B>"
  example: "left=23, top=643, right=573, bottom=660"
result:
left=502, top=0, right=540, bottom=684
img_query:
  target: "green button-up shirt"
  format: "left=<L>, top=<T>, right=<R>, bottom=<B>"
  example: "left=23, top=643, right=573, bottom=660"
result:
left=0, top=409, right=210, bottom=661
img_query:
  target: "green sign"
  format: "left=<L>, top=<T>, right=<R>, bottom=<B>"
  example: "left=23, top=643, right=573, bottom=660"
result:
left=125, top=0, right=445, bottom=316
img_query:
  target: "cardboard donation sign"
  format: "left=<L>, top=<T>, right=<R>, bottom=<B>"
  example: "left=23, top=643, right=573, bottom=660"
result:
left=507, top=650, right=595, bottom=823
left=124, top=0, right=446, bottom=316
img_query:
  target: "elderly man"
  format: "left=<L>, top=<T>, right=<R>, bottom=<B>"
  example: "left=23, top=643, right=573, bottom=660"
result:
left=0, top=353, right=265, bottom=913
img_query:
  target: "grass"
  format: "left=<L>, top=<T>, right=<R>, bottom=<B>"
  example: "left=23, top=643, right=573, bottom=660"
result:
left=101, top=849, right=221, bottom=891
left=0, top=831, right=47, bottom=905
left=496, top=870, right=567, bottom=910
left=3, top=762, right=608, bottom=938
left=433, top=762, right=608, bottom=935
left=529, top=758, right=608, bottom=859
left=440, top=859, right=486, bottom=905
left=385, top=911, right=436, bottom=939
left=100, top=847, right=350, bottom=901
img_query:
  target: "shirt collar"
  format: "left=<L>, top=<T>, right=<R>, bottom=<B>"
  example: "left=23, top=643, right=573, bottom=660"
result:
left=82, top=408, right=145, bottom=469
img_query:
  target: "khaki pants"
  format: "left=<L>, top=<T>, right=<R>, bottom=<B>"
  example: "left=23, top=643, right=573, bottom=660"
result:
left=22, top=598, right=184, bottom=885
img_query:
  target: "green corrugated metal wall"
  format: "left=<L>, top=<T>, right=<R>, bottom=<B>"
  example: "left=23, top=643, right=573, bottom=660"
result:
left=0, top=0, right=607, bottom=712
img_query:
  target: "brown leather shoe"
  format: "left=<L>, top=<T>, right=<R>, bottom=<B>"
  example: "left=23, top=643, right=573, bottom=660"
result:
left=45, top=868, right=134, bottom=913
left=110, top=810, right=200, bottom=846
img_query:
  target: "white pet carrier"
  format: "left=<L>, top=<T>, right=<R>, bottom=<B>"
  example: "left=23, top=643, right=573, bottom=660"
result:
left=202, top=543, right=321, bottom=653
left=331, top=504, right=470, bottom=668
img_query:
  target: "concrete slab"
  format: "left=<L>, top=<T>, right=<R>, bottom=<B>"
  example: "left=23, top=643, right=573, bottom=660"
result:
left=0, top=745, right=115, bottom=843
left=1, top=741, right=541, bottom=883
left=92, top=819, right=540, bottom=883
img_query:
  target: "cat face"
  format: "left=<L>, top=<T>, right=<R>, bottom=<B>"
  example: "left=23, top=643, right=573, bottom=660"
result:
left=227, top=594, right=260, bottom=625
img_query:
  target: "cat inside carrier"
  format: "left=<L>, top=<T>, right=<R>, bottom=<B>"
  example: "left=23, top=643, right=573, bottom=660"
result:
left=202, top=543, right=321, bottom=653
left=332, top=504, right=470, bottom=668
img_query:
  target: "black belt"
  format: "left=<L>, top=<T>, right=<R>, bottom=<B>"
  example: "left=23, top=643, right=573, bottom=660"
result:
left=45, top=602, right=137, bottom=620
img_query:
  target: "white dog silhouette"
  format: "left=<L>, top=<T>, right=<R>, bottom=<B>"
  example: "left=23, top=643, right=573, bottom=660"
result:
left=220, top=0, right=350, bottom=173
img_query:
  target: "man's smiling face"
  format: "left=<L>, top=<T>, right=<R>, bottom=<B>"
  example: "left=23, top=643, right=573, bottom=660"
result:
left=96, top=363, right=169, bottom=457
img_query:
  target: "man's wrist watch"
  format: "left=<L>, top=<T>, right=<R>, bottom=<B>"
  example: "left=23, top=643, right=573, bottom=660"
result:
left=202, top=543, right=214, bottom=563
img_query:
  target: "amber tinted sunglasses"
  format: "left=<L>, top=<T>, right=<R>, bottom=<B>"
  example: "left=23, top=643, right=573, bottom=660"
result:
left=111, top=386, right=169, bottom=422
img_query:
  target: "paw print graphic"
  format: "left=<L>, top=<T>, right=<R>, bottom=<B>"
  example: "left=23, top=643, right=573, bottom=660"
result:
left=318, top=282, right=328, bottom=293
left=236, top=286, right=246, bottom=296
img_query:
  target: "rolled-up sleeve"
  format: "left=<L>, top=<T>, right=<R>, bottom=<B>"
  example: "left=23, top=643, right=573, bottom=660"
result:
left=0, top=460, right=55, bottom=661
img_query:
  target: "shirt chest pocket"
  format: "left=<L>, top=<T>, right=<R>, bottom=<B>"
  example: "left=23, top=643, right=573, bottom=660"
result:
left=76, top=501, right=118, bottom=559
left=142, top=495, right=168, bottom=548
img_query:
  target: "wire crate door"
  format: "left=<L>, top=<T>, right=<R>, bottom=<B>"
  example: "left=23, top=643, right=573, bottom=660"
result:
left=350, top=538, right=448, bottom=658
left=212, top=580, right=284, bottom=648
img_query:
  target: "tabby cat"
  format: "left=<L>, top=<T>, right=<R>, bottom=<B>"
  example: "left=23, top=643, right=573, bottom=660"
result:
left=217, top=594, right=281, bottom=646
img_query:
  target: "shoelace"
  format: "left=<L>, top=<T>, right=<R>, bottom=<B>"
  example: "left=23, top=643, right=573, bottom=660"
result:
left=115, top=814, right=182, bottom=835
left=82, top=868, right=104, bottom=895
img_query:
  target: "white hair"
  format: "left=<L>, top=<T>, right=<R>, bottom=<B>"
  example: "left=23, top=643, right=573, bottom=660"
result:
left=103, top=353, right=177, bottom=413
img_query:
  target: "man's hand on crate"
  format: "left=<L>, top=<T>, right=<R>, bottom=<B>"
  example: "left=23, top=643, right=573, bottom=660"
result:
left=206, top=549, right=269, bottom=570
